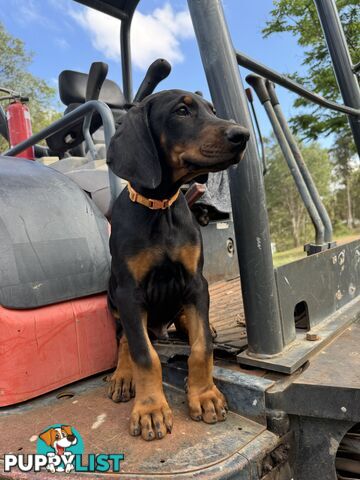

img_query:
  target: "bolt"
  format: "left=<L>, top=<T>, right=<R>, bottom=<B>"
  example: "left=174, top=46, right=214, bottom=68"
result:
left=332, top=255, right=337, bottom=264
left=336, top=289, right=343, bottom=301
left=227, top=238, right=234, bottom=257
left=306, top=332, right=320, bottom=341
left=338, top=250, right=345, bottom=265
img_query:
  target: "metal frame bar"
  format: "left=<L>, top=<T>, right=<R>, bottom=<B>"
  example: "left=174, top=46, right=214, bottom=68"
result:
left=188, top=0, right=284, bottom=357
left=3, top=100, right=122, bottom=208
left=264, top=99, right=325, bottom=246
left=74, top=0, right=128, bottom=20
left=236, top=51, right=360, bottom=118
left=314, top=0, right=360, bottom=155
left=188, top=0, right=359, bottom=366
left=266, top=80, right=334, bottom=245
left=83, top=112, right=98, bottom=161
left=120, top=18, right=133, bottom=102
left=247, top=74, right=326, bottom=248
left=246, top=88, right=267, bottom=175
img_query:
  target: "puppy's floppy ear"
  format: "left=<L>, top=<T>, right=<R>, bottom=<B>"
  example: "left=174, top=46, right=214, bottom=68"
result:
left=107, top=101, right=161, bottom=189
left=39, top=428, right=56, bottom=446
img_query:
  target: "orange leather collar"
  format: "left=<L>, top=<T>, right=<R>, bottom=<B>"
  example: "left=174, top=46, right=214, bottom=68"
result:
left=127, top=183, right=180, bottom=210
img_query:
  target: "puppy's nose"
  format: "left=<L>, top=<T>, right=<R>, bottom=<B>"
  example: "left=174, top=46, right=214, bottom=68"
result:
left=225, top=125, right=250, bottom=148
left=67, top=435, right=75, bottom=442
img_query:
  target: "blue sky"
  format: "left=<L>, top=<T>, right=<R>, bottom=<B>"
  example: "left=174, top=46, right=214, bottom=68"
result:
left=0, top=0, right=313, bottom=139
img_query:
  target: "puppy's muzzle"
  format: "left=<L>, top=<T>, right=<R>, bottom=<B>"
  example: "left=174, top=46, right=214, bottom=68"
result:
left=225, top=125, right=250, bottom=151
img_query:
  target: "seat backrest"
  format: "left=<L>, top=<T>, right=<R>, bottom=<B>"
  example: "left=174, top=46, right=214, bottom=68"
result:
left=46, top=69, right=125, bottom=156
left=59, top=70, right=125, bottom=108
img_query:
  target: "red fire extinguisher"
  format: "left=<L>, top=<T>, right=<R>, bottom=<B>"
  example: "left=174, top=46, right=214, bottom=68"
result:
left=6, top=97, right=35, bottom=160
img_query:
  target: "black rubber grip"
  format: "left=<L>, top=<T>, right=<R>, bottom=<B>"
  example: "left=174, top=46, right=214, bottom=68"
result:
left=85, top=62, right=108, bottom=102
left=266, top=80, right=280, bottom=106
left=246, top=74, right=270, bottom=104
left=245, top=87, right=253, bottom=103
left=134, top=59, right=171, bottom=102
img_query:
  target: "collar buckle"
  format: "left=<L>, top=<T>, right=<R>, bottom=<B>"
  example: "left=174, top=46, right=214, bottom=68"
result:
left=127, top=183, right=180, bottom=210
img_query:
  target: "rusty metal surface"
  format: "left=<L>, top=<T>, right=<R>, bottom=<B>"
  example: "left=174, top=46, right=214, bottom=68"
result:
left=162, top=362, right=274, bottom=425
left=267, top=321, right=360, bottom=422
left=163, top=277, right=247, bottom=354
left=238, top=294, right=360, bottom=374
left=0, top=375, right=268, bottom=478
left=209, top=277, right=247, bottom=348
left=293, top=322, right=360, bottom=389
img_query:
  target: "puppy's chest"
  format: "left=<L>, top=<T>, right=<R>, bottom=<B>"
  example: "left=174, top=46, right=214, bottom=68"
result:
left=126, top=240, right=201, bottom=281
left=144, top=256, right=188, bottom=304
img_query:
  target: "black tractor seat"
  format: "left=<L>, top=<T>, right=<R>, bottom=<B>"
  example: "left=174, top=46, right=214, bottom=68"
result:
left=46, top=69, right=126, bottom=156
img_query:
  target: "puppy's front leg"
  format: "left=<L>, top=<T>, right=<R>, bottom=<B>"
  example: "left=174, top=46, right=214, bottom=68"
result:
left=115, top=289, right=173, bottom=441
left=184, top=277, right=228, bottom=424
left=108, top=335, right=135, bottom=403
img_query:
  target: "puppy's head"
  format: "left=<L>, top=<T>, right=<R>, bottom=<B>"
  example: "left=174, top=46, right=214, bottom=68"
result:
left=107, top=90, right=249, bottom=190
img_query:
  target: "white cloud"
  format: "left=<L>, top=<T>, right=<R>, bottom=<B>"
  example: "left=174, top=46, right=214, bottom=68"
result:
left=70, top=2, right=194, bottom=70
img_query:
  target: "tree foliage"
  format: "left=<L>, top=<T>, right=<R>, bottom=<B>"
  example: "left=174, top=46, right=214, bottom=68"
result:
left=0, top=22, right=60, bottom=151
left=263, top=0, right=359, bottom=151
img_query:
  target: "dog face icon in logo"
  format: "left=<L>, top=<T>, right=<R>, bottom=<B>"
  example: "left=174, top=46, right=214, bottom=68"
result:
left=39, top=425, right=77, bottom=455
left=37, top=424, right=83, bottom=473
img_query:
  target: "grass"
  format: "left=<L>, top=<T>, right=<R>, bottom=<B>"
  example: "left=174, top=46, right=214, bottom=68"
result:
left=273, top=231, right=360, bottom=267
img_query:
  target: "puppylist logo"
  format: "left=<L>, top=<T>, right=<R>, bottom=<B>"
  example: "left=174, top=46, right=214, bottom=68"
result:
left=4, top=424, right=124, bottom=474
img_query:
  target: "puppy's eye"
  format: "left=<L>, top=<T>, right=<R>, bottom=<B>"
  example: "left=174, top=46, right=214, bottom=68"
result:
left=176, top=106, right=190, bottom=117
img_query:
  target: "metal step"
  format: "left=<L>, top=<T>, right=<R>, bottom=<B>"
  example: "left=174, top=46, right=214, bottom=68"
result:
left=0, top=374, right=284, bottom=479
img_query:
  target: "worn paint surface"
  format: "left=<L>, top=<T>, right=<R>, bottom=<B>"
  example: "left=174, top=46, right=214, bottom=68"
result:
left=0, top=376, right=266, bottom=478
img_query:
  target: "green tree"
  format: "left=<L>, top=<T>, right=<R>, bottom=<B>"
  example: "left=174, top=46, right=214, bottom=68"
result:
left=0, top=22, right=60, bottom=151
left=263, top=0, right=359, bottom=152
left=330, top=141, right=360, bottom=231
left=264, top=139, right=332, bottom=250
left=330, top=134, right=358, bottom=229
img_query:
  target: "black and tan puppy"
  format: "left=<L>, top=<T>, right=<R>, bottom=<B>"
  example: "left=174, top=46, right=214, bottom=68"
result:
left=107, top=90, right=249, bottom=441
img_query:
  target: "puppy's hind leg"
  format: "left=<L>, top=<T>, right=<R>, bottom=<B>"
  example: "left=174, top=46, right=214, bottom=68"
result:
left=108, top=335, right=135, bottom=403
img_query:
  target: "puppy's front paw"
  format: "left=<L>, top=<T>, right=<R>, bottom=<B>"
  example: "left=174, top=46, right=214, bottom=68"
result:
left=130, top=395, right=173, bottom=441
left=107, top=368, right=135, bottom=403
left=188, top=384, right=228, bottom=424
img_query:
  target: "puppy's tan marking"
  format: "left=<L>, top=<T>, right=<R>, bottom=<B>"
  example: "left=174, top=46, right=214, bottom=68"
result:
left=171, top=244, right=200, bottom=276
left=126, top=248, right=164, bottom=283
left=183, top=95, right=193, bottom=105
left=160, top=133, right=167, bottom=148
